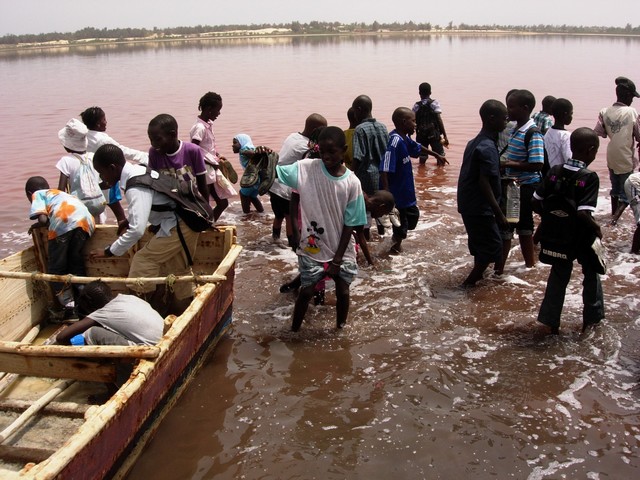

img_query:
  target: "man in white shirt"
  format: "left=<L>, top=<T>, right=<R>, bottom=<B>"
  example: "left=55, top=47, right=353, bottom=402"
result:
left=594, top=76, right=640, bottom=216
left=89, top=144, right=199, bottom=315
left=268, top=113, right=327, bottom=246
left=56, top=280, right=163, bottom=346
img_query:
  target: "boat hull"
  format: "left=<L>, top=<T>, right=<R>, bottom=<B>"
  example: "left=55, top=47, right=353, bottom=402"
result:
left=0, top=226, right=241, bottom=479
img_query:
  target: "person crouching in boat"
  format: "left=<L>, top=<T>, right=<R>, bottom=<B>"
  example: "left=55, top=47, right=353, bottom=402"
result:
left=26, top=176, right=95, bottom=321
left=56, top=280, right=164, bottom=402
left=56, top=280, right=163, bottom=346
left=89, top=143, right=200, bottom=316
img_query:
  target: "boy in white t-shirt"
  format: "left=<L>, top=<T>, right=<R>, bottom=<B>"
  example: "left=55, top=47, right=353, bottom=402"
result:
left=544, top=98, right=574, bottom=169
left=277, top=126, right=367, bottom=332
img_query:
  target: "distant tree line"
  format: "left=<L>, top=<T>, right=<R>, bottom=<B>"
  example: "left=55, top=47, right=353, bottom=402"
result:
left=1, top=20, right=639, bottom=45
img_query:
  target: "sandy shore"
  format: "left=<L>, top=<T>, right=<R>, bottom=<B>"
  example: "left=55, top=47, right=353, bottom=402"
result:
left=2, top=28, right=635, bottom=54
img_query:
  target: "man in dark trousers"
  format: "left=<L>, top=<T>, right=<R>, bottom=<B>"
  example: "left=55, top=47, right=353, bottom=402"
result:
left=533, top=127, right=604, bottom=334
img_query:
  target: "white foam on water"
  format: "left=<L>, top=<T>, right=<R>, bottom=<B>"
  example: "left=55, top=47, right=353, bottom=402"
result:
left=484, top=369, right=500, bottom=385
left=527, top=457, right=585, bottom=480
left=498, top=274, right=533, bottom=286
left=607, top=260, right=640, bottom=276
left=321, top=425, right=338, bottom=431
left=413, top=219, right=444, bottom=232
left=0, top=229, right=31, bottom=256
left=426, top=186, right=458, bottom=195
left=238, top=445, right=261, bottom=454
left=554, top=403, right=572, bottom=420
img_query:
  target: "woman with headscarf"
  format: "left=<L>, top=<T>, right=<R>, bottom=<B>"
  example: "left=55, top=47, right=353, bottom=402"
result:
left=233, top=134, right=265, bottom=214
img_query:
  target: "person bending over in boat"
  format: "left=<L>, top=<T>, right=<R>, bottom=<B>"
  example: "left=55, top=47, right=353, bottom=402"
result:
left=56, top=280, right=163, bottom=346
left=25, top=176, right=95, bottom=321
left=89, top=143, right=201, bottom=316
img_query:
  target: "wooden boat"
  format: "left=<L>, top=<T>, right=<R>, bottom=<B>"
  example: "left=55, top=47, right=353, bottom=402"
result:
left=0, top=224, right=241, bottom=479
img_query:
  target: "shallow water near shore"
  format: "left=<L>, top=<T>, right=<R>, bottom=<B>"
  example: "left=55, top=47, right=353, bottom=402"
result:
left=1, top=34, right=639, bottom=478
left=126, top=164, right=640, bottom=479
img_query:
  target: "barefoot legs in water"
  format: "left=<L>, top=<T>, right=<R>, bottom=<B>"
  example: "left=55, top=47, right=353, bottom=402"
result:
left=290, top=276, right=349, bottom=331
left=240, top=193, right=264, bottom=214
left=462, top=261, right=491, bottom=287
left=209, top=185, right=228, bottom=221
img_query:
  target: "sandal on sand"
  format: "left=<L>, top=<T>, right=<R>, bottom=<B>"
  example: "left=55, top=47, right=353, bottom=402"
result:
left=280, top=276, right=301, bottom=293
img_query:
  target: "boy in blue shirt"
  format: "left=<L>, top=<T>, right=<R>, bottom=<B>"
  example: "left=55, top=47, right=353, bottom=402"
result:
left=380, top=107, right=445, bottom=254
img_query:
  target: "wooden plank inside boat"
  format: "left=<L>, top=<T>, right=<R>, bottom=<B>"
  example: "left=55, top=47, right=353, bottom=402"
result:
left=0, top=352, right=116, bottom=383
left=0, top=445, right=56, bottom=464
left=0, top=400, right=89, bottom=418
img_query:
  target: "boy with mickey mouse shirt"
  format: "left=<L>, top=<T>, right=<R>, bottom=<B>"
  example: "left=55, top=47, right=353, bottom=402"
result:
left=277, top=127, right=367, bottom=332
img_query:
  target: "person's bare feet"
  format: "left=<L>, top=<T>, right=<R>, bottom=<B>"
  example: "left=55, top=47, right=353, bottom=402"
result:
left=390, top=237, right=402, bottom=255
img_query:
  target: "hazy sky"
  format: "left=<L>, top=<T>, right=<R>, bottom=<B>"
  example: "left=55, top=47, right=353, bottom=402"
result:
left=1, top=0, right=639, bottom=36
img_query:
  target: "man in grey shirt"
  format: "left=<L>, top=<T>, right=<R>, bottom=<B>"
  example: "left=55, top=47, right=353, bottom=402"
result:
left=56, top=280, right=164, bottom=346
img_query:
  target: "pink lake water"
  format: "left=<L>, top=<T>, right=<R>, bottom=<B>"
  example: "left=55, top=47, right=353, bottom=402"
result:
left=1, top=33, right=640, bottom=479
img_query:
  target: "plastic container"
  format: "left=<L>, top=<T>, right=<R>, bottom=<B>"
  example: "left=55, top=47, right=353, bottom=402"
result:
left=504, top=180, right=520, bottom=223
left=70, top=334, right=85, bottom=346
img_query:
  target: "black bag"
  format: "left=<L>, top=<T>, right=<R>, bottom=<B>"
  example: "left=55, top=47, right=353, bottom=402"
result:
left=125, top=169, right=215, bottom=233
left=537, top=167, right=580, bottom=264
left=415, top=99, right=440, bottom=140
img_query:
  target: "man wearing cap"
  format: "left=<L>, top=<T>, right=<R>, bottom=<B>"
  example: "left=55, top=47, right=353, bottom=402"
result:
left=594, top=76, right=640, bottom=216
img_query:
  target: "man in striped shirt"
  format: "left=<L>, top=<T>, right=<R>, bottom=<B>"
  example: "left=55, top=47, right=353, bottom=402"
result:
left=496, top=89, right=545, bottom=273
